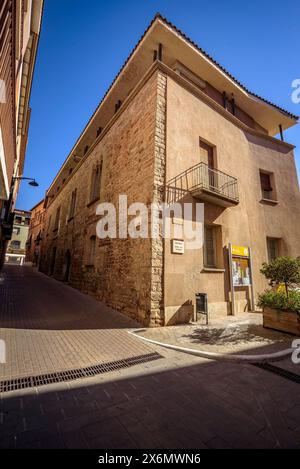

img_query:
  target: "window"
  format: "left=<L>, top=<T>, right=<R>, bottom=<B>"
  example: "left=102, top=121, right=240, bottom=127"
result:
left=69, top=189, right=77, bottom=220
left=15, top=216, right=22, bottom=224
left=10, top=240, right=21, bottom=249
left=53, top=207, right=61, bottom=232
left=267, top=237, right=280, bottom=262
left=200, top=139, right=216, bottom=189
left=204, top=225, right=217, bottom=268
left=200, top=140, right=215, bottom=168
left=13, top=227, right=20, bottom=235
left=260, top=171, right=275, bottom=200
left=47, top=215, right=52, bottom=234
left=88, top=236, right=96, bottom=265
left=24, top=217, right=30, bottom=226
left=89, top=163, right=102, bottom=203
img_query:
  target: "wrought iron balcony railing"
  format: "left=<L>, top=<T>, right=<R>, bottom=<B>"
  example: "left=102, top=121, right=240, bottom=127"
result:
left=167, top=162, right=239, bottom=207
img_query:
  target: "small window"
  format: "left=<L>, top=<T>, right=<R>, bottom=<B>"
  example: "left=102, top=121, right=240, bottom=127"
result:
left=260, top=171, right=275, bottom=200
left=53, top=207, right=61, bottom=231
left=88, top=236, right=96, bottom=265
left=69, top=189, right=77, bottom=219
left=13, top=227, right=20, bottom=235
left=204, top=225, right=217, bottom=268
left=47, top=215, right=52, bottom=234
left=15, top=216, right=22, bottom=224
left=90, top=163, right=102, bottom=202
left=267, top=237, right=280, bottom=262
left=11, top=240, right=21, bottom=249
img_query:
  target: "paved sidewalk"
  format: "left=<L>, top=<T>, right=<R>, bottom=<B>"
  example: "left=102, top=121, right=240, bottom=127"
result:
left=135, top=313, right=296, bottom=356
left=0, top=266, right=153, bottom=380
left=1, top=348, right=300, bottom=449
left=0, top=265, right=300, bottom=449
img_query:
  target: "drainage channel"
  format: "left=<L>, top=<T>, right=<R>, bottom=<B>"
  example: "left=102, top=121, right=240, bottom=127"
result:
left=252, top=362, right=300, bottom=384
left=0, top=352, right=162, bottom=393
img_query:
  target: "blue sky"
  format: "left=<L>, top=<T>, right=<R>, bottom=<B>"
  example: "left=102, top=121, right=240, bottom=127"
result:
left=17, top=0, right=300, bottom=210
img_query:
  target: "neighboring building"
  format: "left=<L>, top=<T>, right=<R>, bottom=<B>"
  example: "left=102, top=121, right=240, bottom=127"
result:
left=6, top=209, right=31, bottom=265
left=39, top=14, right=300, bottom=327
left=0, top=0, right=43, bottom=268
left=26, top=199, right=45, bottom=266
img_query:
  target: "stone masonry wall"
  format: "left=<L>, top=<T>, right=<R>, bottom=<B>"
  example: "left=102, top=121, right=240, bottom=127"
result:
left=40, top=69, right=167, bottom=326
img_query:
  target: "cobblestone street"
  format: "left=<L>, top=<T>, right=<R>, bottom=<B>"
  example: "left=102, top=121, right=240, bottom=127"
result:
left=0, top=266, right=300, bottom=449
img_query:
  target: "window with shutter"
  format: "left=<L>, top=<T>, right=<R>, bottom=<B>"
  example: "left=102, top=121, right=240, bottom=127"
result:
left=53, top=207, right=61, bottom=231
left=267, top=238, right=279, bottom=262
left=204, top=225, right=216, bottom=267
left=88, top=236, right=96, bottom=265
left=69, top=189, right=77, bottom=219
left=90, top=163, right=102, bottom=202
left=260, top=172, right=273, bottom=199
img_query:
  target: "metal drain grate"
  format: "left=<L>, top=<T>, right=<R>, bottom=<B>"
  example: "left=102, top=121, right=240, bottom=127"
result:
left=252, top=362, right=300, bottom=384
left=0, top=352, right=162, bottom=393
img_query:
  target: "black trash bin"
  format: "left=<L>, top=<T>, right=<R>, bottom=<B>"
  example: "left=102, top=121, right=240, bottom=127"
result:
left=195, top=293, right=208, bottom=324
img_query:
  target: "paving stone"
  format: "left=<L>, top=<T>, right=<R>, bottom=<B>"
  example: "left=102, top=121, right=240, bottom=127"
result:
left=1, top=266, right=300, bottom=449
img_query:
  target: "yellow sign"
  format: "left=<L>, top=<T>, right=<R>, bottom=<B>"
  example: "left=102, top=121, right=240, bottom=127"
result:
left=231, top=245, right=249, bottom=257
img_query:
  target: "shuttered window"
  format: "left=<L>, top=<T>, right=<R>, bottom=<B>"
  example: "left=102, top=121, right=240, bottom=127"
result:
left=204, top=225, right=216, bottom=267
left=88, top=236, right=96, bottom=265
left=69, top=189, right=77, bottom=219
left=90, top=163, right=102, bottom=202
left=53, top=207, right=61, bottom=231
left=260, top=172, right=273, bottom=199
left=267, top=238, right=279, bottom=262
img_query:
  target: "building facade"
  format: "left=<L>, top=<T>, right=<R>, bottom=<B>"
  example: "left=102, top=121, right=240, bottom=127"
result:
left=39, top=15, right=300, bottom=326
left=25, top=199, right=44, bottom=266
left=0, top=0, right=43, bottom=268
left=5, top=209, right=30, bottom=265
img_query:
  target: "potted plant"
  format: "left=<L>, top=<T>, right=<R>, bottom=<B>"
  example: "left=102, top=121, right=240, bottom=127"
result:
left=258, top=257, right=300, bottom=335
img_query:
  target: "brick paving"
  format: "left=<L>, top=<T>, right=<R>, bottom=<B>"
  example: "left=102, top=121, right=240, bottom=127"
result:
left=0, top=265, right=300, bottom=448
left=0, top=266, right=153, bottom=380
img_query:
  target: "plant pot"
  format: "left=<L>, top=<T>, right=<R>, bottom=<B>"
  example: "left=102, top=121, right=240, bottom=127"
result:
left=263, top=306, right=300, bottom=335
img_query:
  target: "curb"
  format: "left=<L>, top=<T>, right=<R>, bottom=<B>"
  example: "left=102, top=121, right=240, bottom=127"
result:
left=128, top=331, right=293, bottom=363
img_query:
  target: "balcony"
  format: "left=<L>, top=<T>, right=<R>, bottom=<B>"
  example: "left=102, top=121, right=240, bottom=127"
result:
left=167, top=162, right=239, bottom=207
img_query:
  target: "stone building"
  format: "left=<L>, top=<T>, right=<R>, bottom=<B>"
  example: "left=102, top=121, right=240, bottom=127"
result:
left=26, top=199, right=45, bottom=266
left=0, top=0, right=43, bottom=268
left=6, top=209, right=30, bottom=265
left=39, top=14, right=300, bottom=326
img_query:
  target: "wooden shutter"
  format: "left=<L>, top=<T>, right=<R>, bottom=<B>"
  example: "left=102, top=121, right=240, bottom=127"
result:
left=260, top=172, right=271, bottom=191
left=267, top=238, right=277, bottom=262
left=204, top=225, right=216, bottom=267
left=200, top=140, right=214, bottom=168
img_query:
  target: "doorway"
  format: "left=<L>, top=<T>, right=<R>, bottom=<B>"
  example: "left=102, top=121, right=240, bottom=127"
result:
left=50, top=247, right=56, bottom=276
left=64, top=250, right=71, bottom=282
left=200, top=139, right=216, bottom=190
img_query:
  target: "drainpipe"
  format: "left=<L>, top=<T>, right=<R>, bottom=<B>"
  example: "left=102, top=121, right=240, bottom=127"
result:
left=279, top=124, right=284, bottom=141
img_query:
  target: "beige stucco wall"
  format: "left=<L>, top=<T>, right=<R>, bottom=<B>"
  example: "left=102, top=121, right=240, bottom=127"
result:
left=164, top=76, right=300, bottom=324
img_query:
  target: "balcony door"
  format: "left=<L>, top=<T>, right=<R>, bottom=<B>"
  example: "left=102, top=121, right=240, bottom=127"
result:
left=200, top=140, right=215, bottom=190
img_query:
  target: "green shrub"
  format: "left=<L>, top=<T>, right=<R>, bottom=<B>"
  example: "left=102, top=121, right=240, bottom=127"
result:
left=260, top=257, right=300, bottom=297
left=257, top=289, right=300, bottom=313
